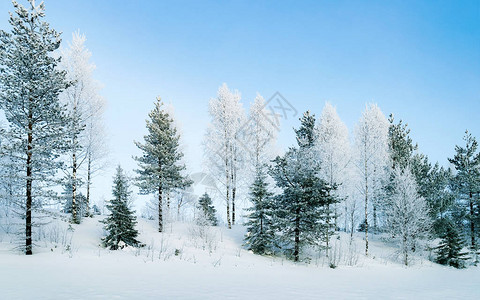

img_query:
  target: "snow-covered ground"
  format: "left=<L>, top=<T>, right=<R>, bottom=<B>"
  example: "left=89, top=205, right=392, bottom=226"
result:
left=0, top=215, right=478, bottom=299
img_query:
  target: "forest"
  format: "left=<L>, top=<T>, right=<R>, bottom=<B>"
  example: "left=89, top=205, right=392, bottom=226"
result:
left=0, top=2, right=479, bottom=298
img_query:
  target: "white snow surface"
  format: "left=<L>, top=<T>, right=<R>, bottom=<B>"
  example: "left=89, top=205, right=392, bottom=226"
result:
left=0, top=215, right=478, bottom=299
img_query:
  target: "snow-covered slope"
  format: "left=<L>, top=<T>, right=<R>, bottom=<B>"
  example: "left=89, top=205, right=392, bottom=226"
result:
left=0, top=216, right=478, bottom=299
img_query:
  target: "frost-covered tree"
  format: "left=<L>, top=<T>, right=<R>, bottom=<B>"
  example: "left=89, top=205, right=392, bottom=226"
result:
left=245, top=93, right=278, bottom=173
left=384, top=166, right=431, bottom=266
left=270, top=111, right=337, bottom=261
left=204, top=83, right=246, bottom=228
left=101, top=166, right=141, bottom=250
left=448, top=131, right=480, bottom=252
left=244, top=166, right=276, bottom=255
left=316, top=102, right=351, bottom=231
left=435, top=220, right=469, bottom=269
left=197, top=192, right=218, bottom=226
left=134, top=98, right=191, bottom=232
left=354, top=104, right=389, bottom=255
left=59, top=31, right=107, bottom=220
left=0, top=0, right=70, bottom=255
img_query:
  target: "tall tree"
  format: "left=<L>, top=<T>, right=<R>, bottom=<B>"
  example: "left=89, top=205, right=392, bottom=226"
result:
left=134, top=98, right=191, bottom=232
left=383, top=166, right=431, bottom=266
left=354, top=104, right=389, bottom=255
left=270, top=111, right=337, bottom=261
left=244, top=166, right=276, bottom=255
left=0, top=0, right=70, bottom=255
left=316, top=102, right=351, bottom=231
left=59, top=31, right=106, bottom=220
left=204, top=83, right=246, bottom=228
left=101, top=166, right=141, bottom=250
left=448, top=131, right=480, bottom=252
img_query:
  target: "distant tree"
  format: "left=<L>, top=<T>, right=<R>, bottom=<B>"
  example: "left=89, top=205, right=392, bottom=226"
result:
left=383, top=166, right=431, bottom=266
left=0, top=0, right=70, bottom=254
left=134, top=98, right=191, bottom=232
left=354, top=104, right=389, bottom=255
left=270, top=111, right=337, bottom=261
left=197, top=193, right=218, bottom=226
left=435, top=220, right=469, bottom=269
left=59, top=31, right=107, bottom=220
left=101, top=166, right=141, bottom=250
left=448, top=131, right=480, bottom=253
left=244, top=166, right=276, bottom=255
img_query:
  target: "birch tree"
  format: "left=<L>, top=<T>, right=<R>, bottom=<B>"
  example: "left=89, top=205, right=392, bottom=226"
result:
left=354, top=103, right=389, bottom=255
left=0, top=0, right=70, bottom=254
left=316, top=102, right=351, bottom=232
left=204, top=83, right=246, bottom=228
left=59, top=31, right=106, bottom=221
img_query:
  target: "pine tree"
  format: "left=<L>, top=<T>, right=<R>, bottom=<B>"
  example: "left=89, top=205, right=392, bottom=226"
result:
left=197, top=193, right=218, bottom=226
left=448, top=131, right=480, bottom=253
left=270, top=111, right=337, bottom=262
left=244, top=166, right=276, bottom=255
left=435, top=220, right=469, bottom=268
left=134, top=97, right=191, bottom=232
left=102, top=166, right=141, bottom=250
left=0, top=0, right=70, bottom=255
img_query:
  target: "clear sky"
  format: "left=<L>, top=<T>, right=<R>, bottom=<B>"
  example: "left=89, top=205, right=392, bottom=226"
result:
left=1, top=1, right=479, bottom=208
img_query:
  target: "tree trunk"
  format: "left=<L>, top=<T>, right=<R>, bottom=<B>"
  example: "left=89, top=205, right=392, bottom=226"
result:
left=225, top=150, right=231, bottom=229
left=470, top=191, right=475, bottom=250
left=86, top=153, right=92, bottom=217
left=373, top=205, right=377, bottom=234
left=158, top=184, right=163, bottom=232
left=364, top=160, right=369, bottom=256
left=72, top=151, right=78, bottom=223
left=25, top=113, right=33, bottom=255
left=294, top=206, right=301, bottom=262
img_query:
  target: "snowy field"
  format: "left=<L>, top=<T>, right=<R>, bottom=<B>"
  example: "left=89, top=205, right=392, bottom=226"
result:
left=0, top=216, right=478, bottom=299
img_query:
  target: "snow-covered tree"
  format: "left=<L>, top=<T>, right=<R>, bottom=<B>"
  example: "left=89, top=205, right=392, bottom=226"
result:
left=197, top=192, right=218, bottom=226
left=270, top=111, right=337, bottom=261
left=204, top=83, right=246, bottom=228
left=316, top=102, right=351, bottom=231
left=59, top=31, right=106, bottom=222
left=354, top=104, right=389, bottom=255
left=448, top=131, right=480, bottom=252
left=245, top=93, right=278, bottom=173
left=101, top=166, right=141, bottom=250
left=134, top=98, right=191, bottom=232
left=383, top=166, right=431, bottom=266
left=244, top=166, right=276, bottom=255
left=0, top=0, right=70, bottom=255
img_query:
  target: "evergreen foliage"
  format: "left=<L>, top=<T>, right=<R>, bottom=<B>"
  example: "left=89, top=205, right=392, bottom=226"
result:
left=134, top=98, right=192, bottom=232
left=244, top=166, right=276, bottom=255
left=102, top=166, right=141, bottom=250
left=448, top=131, right=480, bottom=252
left=197, top=193, right=218, bottom=226
left=435, top=220, right=469, bottom=268
left=270, top=111, right=337, bottom=262
left=0, top=0, right=70, bottom=254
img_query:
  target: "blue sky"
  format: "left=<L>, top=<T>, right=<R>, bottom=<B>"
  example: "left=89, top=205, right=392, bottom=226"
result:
left=1, top=1, right=479, bottom=206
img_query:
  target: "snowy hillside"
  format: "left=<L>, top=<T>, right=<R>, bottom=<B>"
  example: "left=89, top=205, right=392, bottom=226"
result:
left=1, top=215, right=478, bottom=299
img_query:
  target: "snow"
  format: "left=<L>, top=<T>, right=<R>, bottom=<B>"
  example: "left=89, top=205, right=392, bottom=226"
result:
left=0, top=216, right=479, bottom=299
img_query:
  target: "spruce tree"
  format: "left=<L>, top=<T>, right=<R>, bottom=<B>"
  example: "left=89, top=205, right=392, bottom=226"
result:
left=134, top=97, right=192, bottom=232
left=270, top=111, right=337, bottom=261
left=0, top=0, right=70, bottom=254
left=197, top=192, right=218, bottom=226
left=435, top=221, right=469, bottom=268
left=244, top=166, right=276, bottom=255
left=102, top=166, right=141, bottom=250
